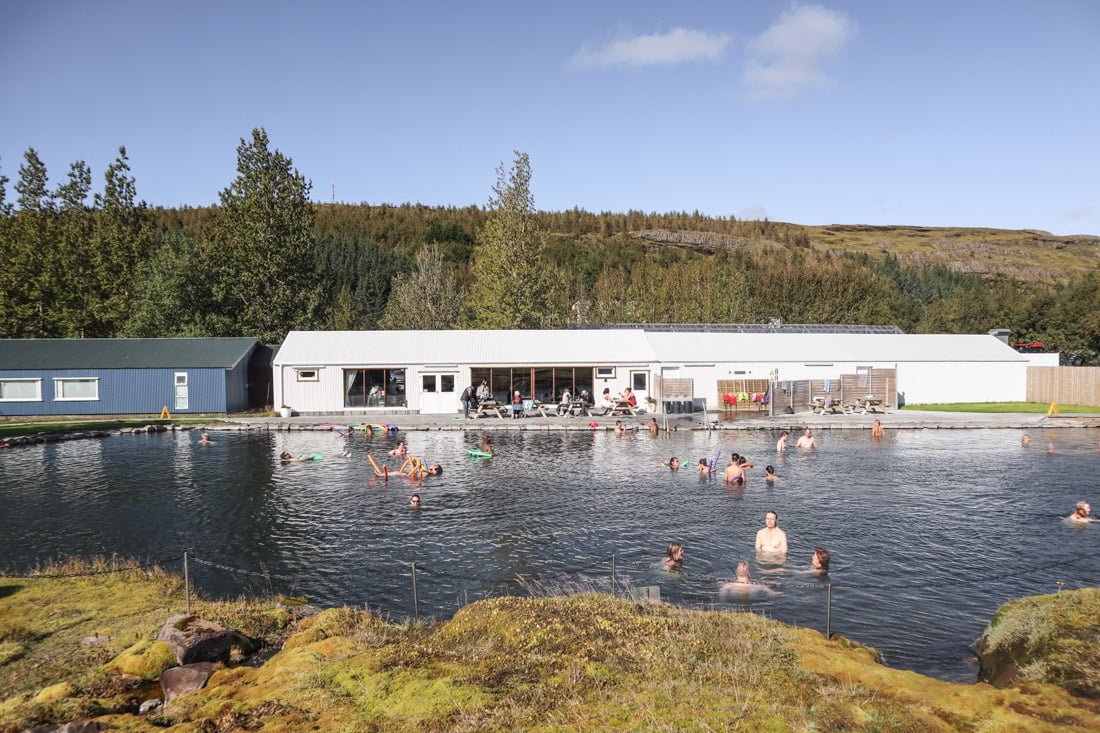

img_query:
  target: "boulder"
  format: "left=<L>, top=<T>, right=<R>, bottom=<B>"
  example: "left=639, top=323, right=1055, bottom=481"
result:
left=160, top=661, right=218, bottom=704
left=157, top=614, right=234, bottom=665
left=139, top=698, right=163, bottom=715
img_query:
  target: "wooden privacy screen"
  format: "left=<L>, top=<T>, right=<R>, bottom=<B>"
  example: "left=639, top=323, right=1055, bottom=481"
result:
left=717, top=379, right=770, bottom=412
left=722, top=368, right=898, bottom=414
left=1027, top=366, right=1100, bottom=407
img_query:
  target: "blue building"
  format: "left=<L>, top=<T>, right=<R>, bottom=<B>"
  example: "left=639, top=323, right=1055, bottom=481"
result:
left=0, top=338, right=262, bottom=416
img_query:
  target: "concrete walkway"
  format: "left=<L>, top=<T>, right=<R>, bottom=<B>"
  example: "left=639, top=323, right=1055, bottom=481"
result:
left=218, top=410, right=1100, bottom=433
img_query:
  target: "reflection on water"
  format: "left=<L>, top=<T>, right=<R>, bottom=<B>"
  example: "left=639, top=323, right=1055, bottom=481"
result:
left=2, top=426, right=1098, bottom=681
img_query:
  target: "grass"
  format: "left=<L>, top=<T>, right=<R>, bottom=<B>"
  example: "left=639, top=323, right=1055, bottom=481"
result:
left=3, top=566, right=1100, bottom=732
left=902, top=402, right=1099, bottom=413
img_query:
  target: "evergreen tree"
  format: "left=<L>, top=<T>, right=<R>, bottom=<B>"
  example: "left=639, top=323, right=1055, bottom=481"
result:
left=379, top=246, right=465, bottom=329
left=52, top=161, right=93, bottom=336
left=209, top=128, right=322, bottom=342
left=466, top=151, right=556, bottom=328
left=0, top=149, right=56, bottom=336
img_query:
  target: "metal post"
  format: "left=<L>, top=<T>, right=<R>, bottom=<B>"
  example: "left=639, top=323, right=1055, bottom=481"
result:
left=825, top=583, right=832, bottom=638
left=183, top=551, right=191, bottom=616
left=611, top=554, right=617, bottom=597
left=411, top=562, right=420, bottom=623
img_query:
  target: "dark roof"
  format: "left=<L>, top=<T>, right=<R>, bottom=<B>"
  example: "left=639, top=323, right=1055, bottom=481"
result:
left=0, top=338, right=259, bottom=370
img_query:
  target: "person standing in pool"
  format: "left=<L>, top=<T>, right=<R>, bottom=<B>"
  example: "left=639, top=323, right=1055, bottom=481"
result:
left=871, top=420, right=885, bottom=439
left=796, top=428, right=816, bottom=449
left=755, top=511, right=788, bottom=555
left=1021, top=434, right=1031, bottom=447
left=723, top=456, right=746, bottom=484
left=1068, top=501, right=1098, bottom=523
left=765, top=465, right=776, bottom=482
left=649, top=417, right=659, bottom=436
left=663, top=542, right=684, bottom=571
left=479, top=434, right=495, bottom=456
left=811, top=547, right=830, bottom=573
left=614, top=420, right=624, bottom=437
left=776, top=431, right=789, bottom=452
left=199, top=432, right=213, bottom=444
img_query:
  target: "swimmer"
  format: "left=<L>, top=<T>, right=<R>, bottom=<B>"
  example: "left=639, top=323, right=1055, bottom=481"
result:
left=479, top=434, right=495, bottom=456
left=1068, top=501, right=1098, bottom=524
left=871, top=420, right=884, bottom=439
left=198, top=432, right=212, bottom=444
left=280, top=452, right=317, bottom=462
left=614, top=420, right=624, bottom=437
left=811, top=547, right=831, bottom=573
left=765, top=465, right=776, bottom=483
left=723, top=457, right=746, bottom=484
left=719, top=561, right=757, bottom=594
left=796, top=428, right=816, bottom=449
left=1021, top=434, right=1031, bottom=447
left=649, top=418, right=659, bottom=436
left=755, top=511, right=788, bottom=555
left=1047, top=443, right=1055, bottom=455
left=663, top=542, right=684, bottom=571
left=698, top=458, right=713, bottom=475
left=661, top=456, right=680, bottom=470
left=389, top=441, right=408, bottom=458
left=409, top=493, right=422, bottom=509
left=776, top=431, right=789, bottom=452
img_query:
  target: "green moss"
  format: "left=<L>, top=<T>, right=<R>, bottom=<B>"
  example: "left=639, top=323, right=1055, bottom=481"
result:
left=33, top=682, right=74, bottom=703
left=0, top=641, right=24, bottom=666
left=108, top=639, right=176, bottom=680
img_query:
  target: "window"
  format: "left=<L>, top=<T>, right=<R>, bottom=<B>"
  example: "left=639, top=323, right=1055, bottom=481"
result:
left=295, top=369, right=319, bottom=382
left=343, top=368, right=406, bottom=407
left=54, top=378, right=99, bottom=401
left=595, top=367, right=616, bottom=378
left=0, top=378, right=42, bottom=401
left=422, top=375, right=437, bottom=393
left=440, top=375, right=455, bottom=392
left=632, top=371, right=648, bottom=391
left=174, top=373, right=188, bottom=386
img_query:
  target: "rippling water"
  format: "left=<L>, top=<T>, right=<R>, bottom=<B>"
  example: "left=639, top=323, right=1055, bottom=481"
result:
left=2, top=426, right=1098, bottom=681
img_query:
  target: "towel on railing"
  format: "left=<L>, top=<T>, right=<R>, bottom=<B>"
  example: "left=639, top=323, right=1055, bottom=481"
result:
left=823, top=378, right=831, bottom=392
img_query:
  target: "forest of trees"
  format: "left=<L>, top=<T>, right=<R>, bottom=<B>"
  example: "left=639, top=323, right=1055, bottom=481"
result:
left=1, top=129, right=1097, bottom=364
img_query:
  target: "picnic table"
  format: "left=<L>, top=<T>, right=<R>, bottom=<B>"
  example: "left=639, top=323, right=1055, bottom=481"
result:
left=526, top=400, right=551, bottom=417
left=855, top=395, right=886, bottom=414
left=610, top=399, right=637, bottom=416
left=476, top=400, right=507, bottom=419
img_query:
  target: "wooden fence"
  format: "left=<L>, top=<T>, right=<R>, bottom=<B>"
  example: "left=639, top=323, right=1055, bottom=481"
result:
left=1026, top=367, right=1100, bottom=407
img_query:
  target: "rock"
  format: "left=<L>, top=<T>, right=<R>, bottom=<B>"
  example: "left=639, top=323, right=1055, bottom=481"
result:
left=160, top=661, right=218, bottom=704
left=139, top=698, right=162, bottom=715
left=157, top=614, right=234, bottom=665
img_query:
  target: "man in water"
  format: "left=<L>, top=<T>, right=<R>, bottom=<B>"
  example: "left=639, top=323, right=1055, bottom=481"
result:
left=776, top=431, right=789, bottom=452
left=1021, top=434, right=1031, bottom=447
left=755, top=511, right=788, bottom=554
left=723, top=456, right=746, bottom=484
left=765, top=465, right=776, bottom=483
left=663, top=542, right=684, bottom=571
left=649, top=417, right=659, bottom=436
left=811, top=547, right=831, bottom=573
left=1068, top=501, right=1098, bottom=523
left=199, top=432, right=212, bottom=444
left=871, top=420, right=885, bottom=439
left=409, top=494, right=422, bottom=509
left=796, top=428, right=817, bottom=449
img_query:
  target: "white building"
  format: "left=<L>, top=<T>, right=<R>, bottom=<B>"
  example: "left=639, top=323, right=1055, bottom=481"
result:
left=273, top=328, right=1032, bottom=415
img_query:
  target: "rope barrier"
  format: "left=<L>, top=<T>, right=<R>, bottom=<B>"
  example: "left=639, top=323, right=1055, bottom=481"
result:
left=188, top=556, right=301, bottom=582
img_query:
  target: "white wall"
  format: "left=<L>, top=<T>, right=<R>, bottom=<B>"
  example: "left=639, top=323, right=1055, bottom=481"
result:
left=895, top=363, right=1027, bottom=405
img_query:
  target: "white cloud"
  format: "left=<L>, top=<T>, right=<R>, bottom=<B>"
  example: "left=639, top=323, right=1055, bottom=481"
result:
left=570, top=27, right=733, bottom=70
left=743, top=4, right=857, bottom=100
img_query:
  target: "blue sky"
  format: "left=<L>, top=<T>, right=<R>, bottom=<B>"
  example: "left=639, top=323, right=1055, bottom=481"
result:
left=2, top=1, right=1098, bottom=234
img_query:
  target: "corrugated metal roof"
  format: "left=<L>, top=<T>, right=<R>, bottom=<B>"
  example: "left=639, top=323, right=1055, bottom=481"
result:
left=274, top=330, right=655, bottom=366
left=644, top=332, right=1028, bottom=363
left=0, top=338, right=259, bottom=370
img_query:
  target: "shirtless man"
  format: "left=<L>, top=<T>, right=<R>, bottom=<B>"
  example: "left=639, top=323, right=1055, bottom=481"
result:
left=755, top=511, right=788, bottom=554
left=871, top=420, right=885, bottom=439
left=198, top=432, right=212, bottom=444
left=723, top=457, right=746, bottom=484
left=648, top=418, right=659, bottom=436
left=776, top=431, right=789, bottom=452
left=796, top=428, right=816, bottom=449
left=1068, top=501, right=1098, bottom=524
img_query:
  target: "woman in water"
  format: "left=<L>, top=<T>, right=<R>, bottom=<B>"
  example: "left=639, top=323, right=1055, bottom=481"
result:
left=388, top=441, right=408, bottom=458
left=811, top=547, right=831, bottom=573
left=663, top=542, right=684, bottom=571
left=661, top=456, right=680, bottom=470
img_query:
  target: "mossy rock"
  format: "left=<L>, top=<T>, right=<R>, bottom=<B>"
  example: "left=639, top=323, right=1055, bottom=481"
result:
left=109, top=639, right=177, bottom=680
left=32, top=681, right=74, bottom=703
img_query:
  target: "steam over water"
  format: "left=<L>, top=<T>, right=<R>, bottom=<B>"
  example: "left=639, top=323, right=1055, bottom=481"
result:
left=2, top=426, right=1098, bottom=681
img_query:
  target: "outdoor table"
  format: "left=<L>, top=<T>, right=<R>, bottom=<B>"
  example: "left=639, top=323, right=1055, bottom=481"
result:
left=477, top=400, right=507, bottom=419
left=611, top=399, right=637, bottom=416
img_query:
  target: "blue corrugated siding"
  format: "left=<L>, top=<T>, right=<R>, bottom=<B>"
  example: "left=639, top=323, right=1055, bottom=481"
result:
left=224, top=361, right=250, bottom=412
left=0, top=368, right=229, bottom=416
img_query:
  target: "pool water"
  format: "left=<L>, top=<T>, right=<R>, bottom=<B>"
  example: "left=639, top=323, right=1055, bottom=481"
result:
left=2, top=426, right=1098, bottom=682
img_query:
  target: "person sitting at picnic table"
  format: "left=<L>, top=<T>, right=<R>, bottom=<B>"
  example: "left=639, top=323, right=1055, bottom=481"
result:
left=623, top=387, right=638, bottom=408
left=599, top=388, right=614, bottom=413
left=576, top=389, right=591, bottom=416
left=476, top=380, right=490, bottom=403
left=557, top=387, right=572, bottom=416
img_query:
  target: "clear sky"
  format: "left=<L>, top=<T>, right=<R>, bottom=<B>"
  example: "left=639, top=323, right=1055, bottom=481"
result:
left=2, top=1, right=1098, bottom=234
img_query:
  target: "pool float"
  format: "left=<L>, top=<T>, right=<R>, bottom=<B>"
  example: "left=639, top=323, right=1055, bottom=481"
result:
left=349, top=423, right=401, bottom=433
left=466, top=449, right=493, bottom=458
left=709, top=451, right=721, bottom=471
left=303, top=453, right=325, bottom=461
